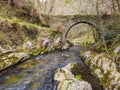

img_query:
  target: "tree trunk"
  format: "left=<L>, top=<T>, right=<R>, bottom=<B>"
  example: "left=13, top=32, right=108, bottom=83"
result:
left=112, top=0, right=116, bottom=13
left=116, top=0, right=120, bottom=12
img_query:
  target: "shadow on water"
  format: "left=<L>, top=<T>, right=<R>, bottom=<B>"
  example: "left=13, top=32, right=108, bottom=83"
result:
left=0, top=46, right=103, bottom=90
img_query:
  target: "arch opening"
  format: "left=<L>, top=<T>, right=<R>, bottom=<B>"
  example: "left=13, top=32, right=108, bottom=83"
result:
left=64, top=21, right=99, bottom=45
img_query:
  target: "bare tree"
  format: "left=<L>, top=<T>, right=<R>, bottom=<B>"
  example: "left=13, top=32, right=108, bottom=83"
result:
left=112, top=0, right=116, bottom=13
left=115, top=0, right=120, bottom=12
left=95, top=0, right=111, bottom=56
left=36, top=0, right=55, bottom=15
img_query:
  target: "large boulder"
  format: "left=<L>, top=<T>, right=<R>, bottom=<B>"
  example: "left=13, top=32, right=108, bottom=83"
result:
left=0, top=51, right=29, bottom=71
left=54, top=62, right=92, bottom=90
left=83, top=51, right=120, bottom=90
left=58, top=79, right=92, bottom=90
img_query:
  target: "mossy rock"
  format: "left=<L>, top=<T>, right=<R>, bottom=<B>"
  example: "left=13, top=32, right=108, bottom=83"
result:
left=75, top=74, right=82, bottom=80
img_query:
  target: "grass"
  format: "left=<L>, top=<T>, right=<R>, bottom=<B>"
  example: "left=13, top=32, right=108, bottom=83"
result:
left=75, top=74, right=82, bottom=80
left=0, top=31, right=4, bottom=37
left=0, top=16, right=53, bottom=31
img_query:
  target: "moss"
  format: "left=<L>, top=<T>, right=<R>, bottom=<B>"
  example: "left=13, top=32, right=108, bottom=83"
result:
left=50, top=31, right=58, bottom=38
left=29, top=46, right=50, bottom=56
left=17, top=60, right=34, bottom=69
left=0, top=2, right=41, bottom=24
left=84, top=59, right=91, bottom=65
left=0, top=31, right=4, bottom=37
left=0, top=16, right=52, bottom=31
left=0, top=2, right=60, bottom=72
left=0, top=61, right=4, bottom=68
left=59, top=68, right=65, bottom=73
left=5, top=72, right=24, bottom=84
left=100, top=76, right=106, bottom=83
left=91, top=66, right=98, bottom=71
left=75, top=74, right=82, bottom=80
left=32, top=49, right=40, bottom=56
left=30, top=82, right=40, bottom=89
left=5, top=75, right=20, bottom=84
left=118, top=86, right=120, bottom=90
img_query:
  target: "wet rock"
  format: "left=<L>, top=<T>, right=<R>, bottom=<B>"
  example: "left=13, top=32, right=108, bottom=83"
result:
left=114, top=45, right=120, bottom=54
left=54, top=68, right=74, bottom=81
left=58, top=79, right=92, bottom=90
left=53, top=37, right=62, bottom=49
left=83, top=51, right=120, bottom=90
left=0, top=45, right=4, bottom=51
left=41, top=37, right=51, bottom=49
left=62, top=41, right=70, bottom=50
left=54, top=37, right=62, bottom=47
left=54, top=62, right=92, bottom=90
left=0, top=52, right=29, bottom=70
left=0, top=36, right=64, bottom=71
left=23, top=41, right=33, bottom=49
left=0, top=45, right=15, bottom=54
left=47, top=37, right=62, bottom=51
left=48, top=44, right=55, bottom=51
left=14, top=52, right=28, bottom=59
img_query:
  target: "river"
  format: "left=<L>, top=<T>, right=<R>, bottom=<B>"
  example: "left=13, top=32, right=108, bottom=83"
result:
left=0, top=46, right=103, bottom=90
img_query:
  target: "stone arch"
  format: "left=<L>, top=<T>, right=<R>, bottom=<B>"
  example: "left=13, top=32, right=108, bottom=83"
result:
left=63, top=21, right=100, bottom=43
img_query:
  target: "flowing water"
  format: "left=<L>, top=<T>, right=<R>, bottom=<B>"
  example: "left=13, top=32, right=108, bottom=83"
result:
left=0, top=46, right=103, bottom=90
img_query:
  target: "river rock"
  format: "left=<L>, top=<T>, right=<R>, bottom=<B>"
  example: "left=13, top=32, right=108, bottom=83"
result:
left=58, top=79, right=92, bottom=90
left=62, top=41, right=70, bottom=50
left=23, top=41, right=33, bottom=49
left=54, top=62, right=92, bottom=90
left=48, top=37, right=62, bottom=51
left=0, top=46, right=6, bottom=53
left=41, top=37, right=51, bottom=49
left=0, top=45, right=15, bottom=54
left=0, top=52, right=29, bottom=71
left=0, top=45, right=4, bottom=51
left=54, top=62, right=77, bottom=81
left=48, top=44, right=55, bottom=51
left=54, top=37, right=62, bottom=47
left=83, top=51, right=120, bottom=90
left=114, top=45, right=120, bottom=54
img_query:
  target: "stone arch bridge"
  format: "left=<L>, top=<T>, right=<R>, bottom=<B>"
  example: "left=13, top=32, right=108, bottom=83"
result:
left=49, top=15, right=115, bottom=43
left=63, top=20, right=100, bottom=43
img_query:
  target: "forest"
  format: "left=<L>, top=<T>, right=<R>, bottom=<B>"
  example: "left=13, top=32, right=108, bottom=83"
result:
left=0, top=0, right=120, bottom=90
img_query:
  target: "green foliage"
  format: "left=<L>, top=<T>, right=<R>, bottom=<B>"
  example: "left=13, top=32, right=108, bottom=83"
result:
left=50, top=31, right=58, bottom=38
left=118, top=86, right=120, bottom=90
left=64, top=0, right=69, bottom=3
left=12, top=17, right=21, bottom=23
left=75, top=74, right=82, bottom=80
left=32, top=49, right=40, bottom=56
left=0, top=16, right=52, bottom=31
left=0, top=31, right=4, bottom=37
left=5, top=75, right=19, bottom=83
left=101, top=76, right=106, bottom=83
left=104, top=30, right=119, bottom=45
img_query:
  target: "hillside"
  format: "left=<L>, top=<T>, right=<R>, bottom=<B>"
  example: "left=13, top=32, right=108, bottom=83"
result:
left=0, top=0, right=61, bottom=71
